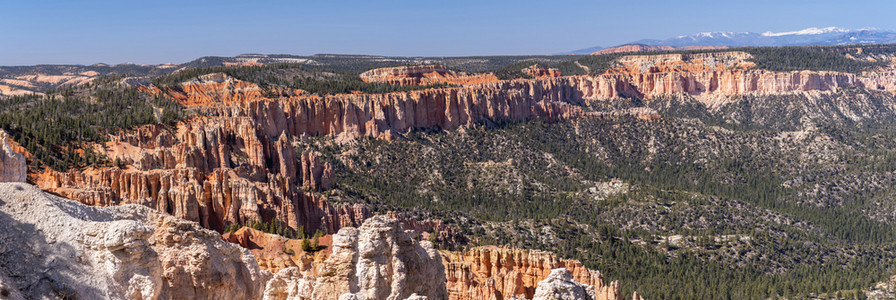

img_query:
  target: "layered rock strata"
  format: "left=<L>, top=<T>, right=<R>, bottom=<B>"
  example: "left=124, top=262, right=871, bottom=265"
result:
left=360, top=64, right=499, bottom=86
left=442, top=246, right=621, bottom=300
left=7, top=186, right=616, bottom=300
left=262, top=216, right=449, bottom=300
left=0, top=183, right=270, bottom=299
left=228, top=218, right=626, bottom=300
left=33, top=51, right=896, bottom=251
left=523, top=65, right=562, bottom=78
left=223, top=227, right=332, bottom=274
left=34, top=74, right=589, bottom=237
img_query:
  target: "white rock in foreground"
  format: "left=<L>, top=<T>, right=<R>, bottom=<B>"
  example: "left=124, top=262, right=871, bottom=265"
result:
left=533, top=268, right=596, bottom=300
left=263, top=216, right=448, bottom=300
left=0, top=183, right=270, bottom=299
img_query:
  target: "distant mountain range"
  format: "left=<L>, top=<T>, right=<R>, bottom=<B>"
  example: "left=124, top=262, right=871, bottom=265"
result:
left=563, top=27, right=896, bottom=55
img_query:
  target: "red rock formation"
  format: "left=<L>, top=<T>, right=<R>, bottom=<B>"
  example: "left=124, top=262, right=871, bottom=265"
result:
left=222, top=227, right=331, bottom=274
left=442, top=246, right=623, bottom=300
left=31, top=51, right=896, bottom=250
left=229, top=217, right=629, bottom=300
left=588, top=51, right=875, bottom=107
left=384, top=211, right=468, bottom=247
left=360, top=64, right=499, bottom=86
left=522, top=64, right=562, bottom=78
left=35, top=166, right=370, bottom=235
left=300, top=150, right=334, bottom=190
left=591, top=44, right=728, bottom=55
left=157, top=73, right=304, bottom=106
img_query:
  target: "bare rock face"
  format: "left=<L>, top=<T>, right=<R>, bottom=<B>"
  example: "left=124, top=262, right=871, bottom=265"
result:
left=0, top=183, right=269, bottom=299
left=0, top=130, right=25, bottom=183
left=522, top=65, right=562, bottom=78
left=442, top=246, right=621, bottom=300
left=587, top=51, right=890, bottom=108
left=865, top=275, right=896, bottom=299
left=262, top=215, right=449, bottom=300
left=33, top=74, right=588, bottom=238
left=0, top=271, right=25, bottom=300
left=360, top=64, right=499, bottom=86
left=223, top=227, right=331, bottom=274
left=532, top=269, right=595, bottom=300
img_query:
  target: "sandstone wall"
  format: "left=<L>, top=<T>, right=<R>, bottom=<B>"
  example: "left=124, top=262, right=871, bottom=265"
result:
left=442, top=246, right=622, bottom=300
left=262, top=216, right=449, bottom=300
left=223, top=218, right=629, bottom=300
left=360, top=64, right=499, bottom=86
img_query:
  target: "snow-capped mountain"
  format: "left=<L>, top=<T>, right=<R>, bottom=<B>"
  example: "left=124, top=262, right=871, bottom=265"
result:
left=567, top=27, right=896, bottom=54
left=760, top=26, right=850, bottom=37
left=632, top=27, right=896, bottom=47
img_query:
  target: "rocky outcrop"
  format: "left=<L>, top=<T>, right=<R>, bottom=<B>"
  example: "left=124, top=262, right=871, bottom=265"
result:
left=360, top=64, right=499, bottom=86
left=229, top=78, right=588, bottom=141
left=34, top=166, right=367, bottom=235
left=592, top=51, right=869, bottom=107
left=442, top=246, right=621, bottom=300
left=300, top=150, right=335, bottom=190
left=523, top=65, right=562, bottom=78
left=0, top=183, right=269, bottom=299
left=223, top=227, right=330, bottom=274
left=223, top=212, right=464, bottom=276
left=0, top=131, right=25, bottom=183
left=262, top=216, right=448, bottom=300
left=591, top=44, right=728, bottom=55
left=221, top=227, right=331, bottom=273
left=865, top=275, right=896, bottom=300
left=159, top=73, right=304, bottom=106
left=386, top=211, right=468, bottom=248
left=33, top=73, right=589, bottom=238
left=532, top=269, right=595, bottom=300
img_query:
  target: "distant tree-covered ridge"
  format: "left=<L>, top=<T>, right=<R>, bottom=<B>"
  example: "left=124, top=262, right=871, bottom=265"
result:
left=0, top=75, right=186, bottom=171
left=153, top=64, right=456, bottom=95
left=576, top=45, right=892, bottom=75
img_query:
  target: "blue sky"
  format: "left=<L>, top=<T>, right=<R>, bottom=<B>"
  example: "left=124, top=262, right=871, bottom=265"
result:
left=2, top=0, right=894, bottom=65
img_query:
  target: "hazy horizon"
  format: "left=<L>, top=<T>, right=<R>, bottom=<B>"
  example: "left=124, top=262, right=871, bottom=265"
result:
left=3, top=0, right=895, bottom=66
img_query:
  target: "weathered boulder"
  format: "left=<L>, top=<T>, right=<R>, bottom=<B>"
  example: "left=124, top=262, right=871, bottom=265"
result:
left=532, top=269, right=595, bottom=300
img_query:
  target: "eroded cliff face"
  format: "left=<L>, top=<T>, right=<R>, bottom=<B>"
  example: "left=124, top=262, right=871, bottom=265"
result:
left=161, top=72, right=304, bottom=106
left=223, top=227, right=330, bottom=274
left=596, top=52, right=846, bottom=107
left=590, top=51, right=896, bottom=108
left=30, top=51, right=896, bottom=267
left=523, top=65, right=562, bottom=78
left=262, top=216, right=449, bottom=300
left=0, top=183, right=269, bottom=299
left=8, top=186, right=598, bottom=300
left=360, top=64, right=499, bottom=86
left=223, top=216, right=628, bottom=300
left=33, top=73, right=591, bottom=238
left=442, top=246, right=622, bottom=300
